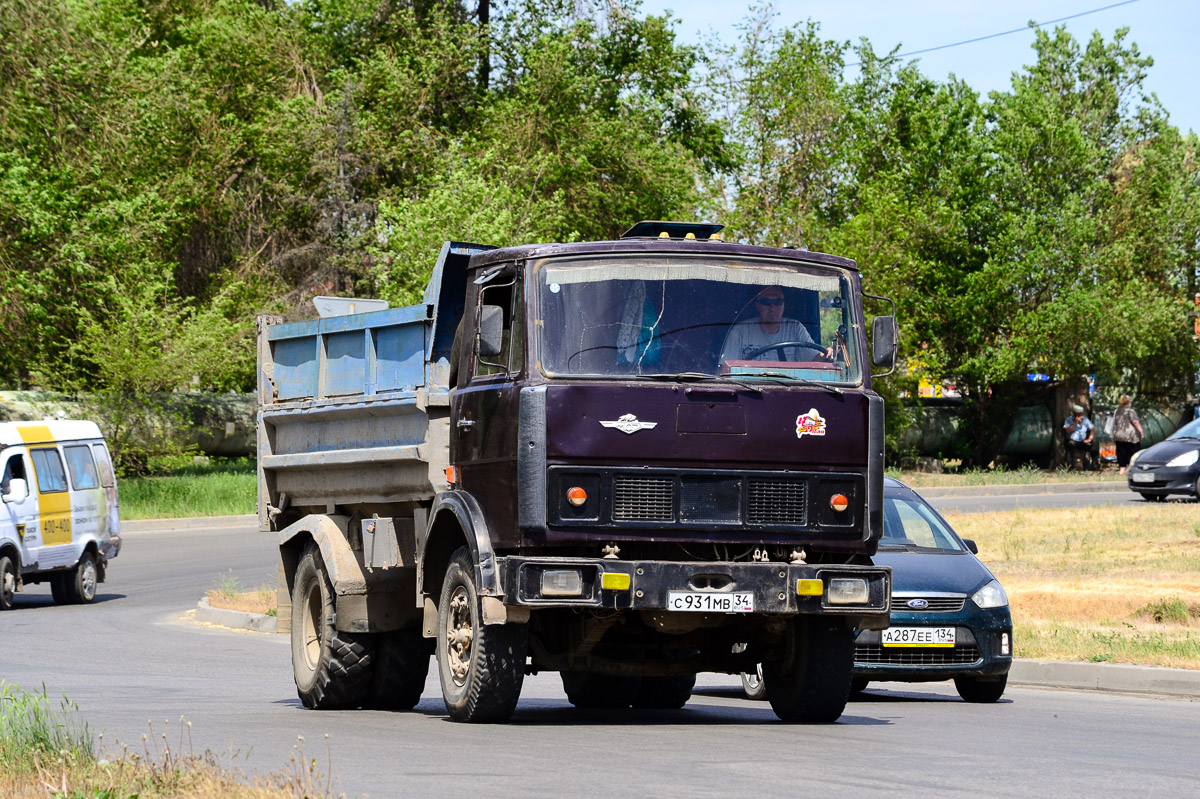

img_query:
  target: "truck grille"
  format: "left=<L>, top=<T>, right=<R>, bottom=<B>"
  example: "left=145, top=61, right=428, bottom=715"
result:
left=680, top=477, right=742, bottom=523
left=748, top=479, right=807, bottom=525
left=613, top=475, right=674, bottom=521
left=855, top=643, right=981, bottom=666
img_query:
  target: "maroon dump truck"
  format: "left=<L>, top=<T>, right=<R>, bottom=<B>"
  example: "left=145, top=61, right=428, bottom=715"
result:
left=258, top=222, right=895, bottom=723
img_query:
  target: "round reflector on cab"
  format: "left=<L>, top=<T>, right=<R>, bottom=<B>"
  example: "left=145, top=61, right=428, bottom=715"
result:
left=830, top=493, right=849, bottom=512
left=567, top=486, right=588, bottom=507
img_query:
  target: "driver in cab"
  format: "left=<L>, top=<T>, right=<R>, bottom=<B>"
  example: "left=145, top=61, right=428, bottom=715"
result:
left=719, top=286, right=833, bottom=364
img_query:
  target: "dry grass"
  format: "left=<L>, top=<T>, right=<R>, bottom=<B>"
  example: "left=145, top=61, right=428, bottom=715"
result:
left=946, top=502, right=1200, bottom=668
left=891, top=465, right=1125, bottom=488
left=207, top=586, right=276, bottom=615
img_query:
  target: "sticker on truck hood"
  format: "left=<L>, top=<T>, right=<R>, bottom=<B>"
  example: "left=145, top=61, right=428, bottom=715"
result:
left=796, top=408, right=827, bottom=438
left=600, top=413, right=658, bottom=434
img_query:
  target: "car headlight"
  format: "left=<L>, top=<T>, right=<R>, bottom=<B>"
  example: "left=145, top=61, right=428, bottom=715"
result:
left=1127, top=449, right=1143, bottom=467
left=972, top=579, right=1009, bottom=609
left=1165, top=449, right=1199, bottom=468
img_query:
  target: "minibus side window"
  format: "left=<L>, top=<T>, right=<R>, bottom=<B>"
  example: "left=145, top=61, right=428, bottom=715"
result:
left=64, top=445, right=100, bottom=490
left=2, top=453, right=27, bottom=494
left=30, top=448, right=69, bottom=493
left=91, top=444, right=115, bottom=488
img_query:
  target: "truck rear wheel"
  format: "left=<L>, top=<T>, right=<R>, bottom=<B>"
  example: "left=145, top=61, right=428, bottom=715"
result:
left=370, top=625, right=434, bottom=710
left=633, top=675, right=696, bottom=709
left=561, top=672, right=641, bottom=708
left=0, top=554, right=16, bottom=610
left=764, top=618, right=854, bottom=723
left=436, top=547, right=527, bottom=723
left=65, top=551, right=98, bottom=604
left=291, top=544, right=375, bottom=709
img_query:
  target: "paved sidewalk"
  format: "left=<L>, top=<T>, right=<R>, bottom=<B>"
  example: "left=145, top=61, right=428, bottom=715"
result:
left=122, top=513, right=257, bottom=532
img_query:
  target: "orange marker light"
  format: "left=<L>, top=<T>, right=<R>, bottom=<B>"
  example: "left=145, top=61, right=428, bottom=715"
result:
left=567, top=486, right=588, bottom=507
left=445, top=465, right=458, bottom=485
left=830, top=493, right=849, bottom=512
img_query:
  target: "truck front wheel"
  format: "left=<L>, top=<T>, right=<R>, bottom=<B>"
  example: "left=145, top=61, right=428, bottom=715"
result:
left=291, top=544, right=375, bottom=709
left=436, top=547, right=527, bottom=723
left=764, top=617, right=854, bottom=723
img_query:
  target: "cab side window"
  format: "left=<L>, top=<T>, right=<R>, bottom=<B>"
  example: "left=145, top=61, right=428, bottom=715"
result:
left=64, top=445, right=100, bottom=490
left=475, top=276, right=522, bottom=378
left=30, top=448, right=69, bottom=493
left=2, top=453, right=27, bottom=494
left=91, top=444, right=115, bottom=487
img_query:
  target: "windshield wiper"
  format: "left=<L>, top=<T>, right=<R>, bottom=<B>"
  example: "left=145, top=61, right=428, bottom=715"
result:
left=640, top=372, right=763, bottom=394
left=733, top=371, right=845, bottom=395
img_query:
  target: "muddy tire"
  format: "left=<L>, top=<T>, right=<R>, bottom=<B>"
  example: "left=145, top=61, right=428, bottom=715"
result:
left=954, top=674, right=1007, bottom=703
left=764, top=618, right=854, bottom=723
left=633, top=675, right=695, bottom=709
left=0, top=554, right=16, bottom=610
left=65, top=551, right=98, bottom=604
left=436, top=547, right=527, bottom=723
left=561, top=672, right=641, bottom=709
left=741, top=664, right=767, bottom=700
left=291, top=544, right=375, bottom=709
left=369, top=625, right=434, bottom=710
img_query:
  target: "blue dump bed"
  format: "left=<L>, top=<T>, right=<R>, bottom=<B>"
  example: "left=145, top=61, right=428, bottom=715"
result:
left=256, top=243, right=490, bottom=528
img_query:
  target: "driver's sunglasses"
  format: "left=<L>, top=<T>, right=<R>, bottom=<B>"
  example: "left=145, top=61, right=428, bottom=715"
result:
left=756, top=297, right=785, bottom=306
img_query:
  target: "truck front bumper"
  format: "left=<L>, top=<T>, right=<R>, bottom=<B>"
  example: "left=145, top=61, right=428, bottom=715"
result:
left=498, top=556, right=891, bottom=625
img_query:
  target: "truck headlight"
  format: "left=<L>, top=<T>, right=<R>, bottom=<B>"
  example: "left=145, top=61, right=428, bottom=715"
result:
left=972, top=579, right=1009, bottom=609
left=542, top=569, right=584, bottom=597
left=827, top=578, right=868, bottom=604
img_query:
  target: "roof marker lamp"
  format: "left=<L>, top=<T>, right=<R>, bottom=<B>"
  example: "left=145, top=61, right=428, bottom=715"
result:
left=972, top=579, right=1009, bottom=609
left=827, top=578, right=868, bottom=605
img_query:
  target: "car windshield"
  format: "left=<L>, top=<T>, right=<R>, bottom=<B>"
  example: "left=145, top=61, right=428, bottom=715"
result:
left=880, top=492, right=965, bottom=552
left=1167, top=418, right=1200, bottom=441
left=535, top=254, right=862, bottom=385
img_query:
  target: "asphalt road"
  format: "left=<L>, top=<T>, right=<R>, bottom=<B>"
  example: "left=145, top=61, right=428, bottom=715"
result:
left=3, top=521, right=1198, bottom=797
left=926, top=485, right=1185, bottom=515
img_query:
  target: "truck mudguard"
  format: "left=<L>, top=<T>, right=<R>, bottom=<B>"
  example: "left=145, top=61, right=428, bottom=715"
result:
left=421, top=490, right=501, bottom=598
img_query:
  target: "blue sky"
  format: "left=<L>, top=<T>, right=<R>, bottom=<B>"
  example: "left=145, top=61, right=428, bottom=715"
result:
left=638, top=0, right=1198, bottom=134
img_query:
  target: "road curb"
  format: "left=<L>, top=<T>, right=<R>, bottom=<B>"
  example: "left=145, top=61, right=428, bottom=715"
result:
left=1009, top=659, right=1200, bottom=698
left=122, top=514, right=257, bottom=532
left=195, top=596, right=278, bottom=633
left=916, top=481, right=1127, bottom=499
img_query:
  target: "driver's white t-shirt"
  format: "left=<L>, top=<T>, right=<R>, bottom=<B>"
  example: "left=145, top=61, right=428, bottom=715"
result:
left=720, top=319, right=818, bottom=362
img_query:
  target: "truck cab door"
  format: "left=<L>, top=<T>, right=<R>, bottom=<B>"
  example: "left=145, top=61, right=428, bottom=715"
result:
left=451, top=269, right=524, bottom=547
left=27, top=446, right=75, bottom=569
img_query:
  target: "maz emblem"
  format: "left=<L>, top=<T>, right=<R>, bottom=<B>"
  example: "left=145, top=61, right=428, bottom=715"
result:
left=600, top=413, right=658, bottom=435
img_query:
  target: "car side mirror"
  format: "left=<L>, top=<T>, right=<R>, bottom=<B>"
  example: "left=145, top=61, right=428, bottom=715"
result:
left=478, top=305, right=504, bottom=357
left=2, top=478, right=28, bottom=504
left=961, top=538, right=978, bottom=555
left=871, top=315, right=897, bottom=373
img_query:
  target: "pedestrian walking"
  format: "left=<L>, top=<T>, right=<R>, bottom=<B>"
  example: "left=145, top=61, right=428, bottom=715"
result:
left=1112, top=394, right=1145, bottom=475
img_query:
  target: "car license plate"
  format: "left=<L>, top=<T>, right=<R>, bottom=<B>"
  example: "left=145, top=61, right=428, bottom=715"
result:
left=667, top=591, right=754, bottom=613
left=1131, top=472, right=1155, bottom=483
left=882, top=627, right=956, bottom=647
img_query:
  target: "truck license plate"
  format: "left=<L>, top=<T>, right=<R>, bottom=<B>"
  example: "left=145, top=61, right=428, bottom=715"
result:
left=667, top=591, right=754, bottom=613
left=1131, top=472, right=1155, bottom=483
left=882, top=627, right=956, bottom=647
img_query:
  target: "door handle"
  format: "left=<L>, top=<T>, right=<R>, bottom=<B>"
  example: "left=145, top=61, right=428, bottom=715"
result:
left=456, top=419, right=476, bottom=430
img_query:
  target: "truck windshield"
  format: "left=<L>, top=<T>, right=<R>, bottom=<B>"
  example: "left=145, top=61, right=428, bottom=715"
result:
left=535, top=255, right=863, bottom=385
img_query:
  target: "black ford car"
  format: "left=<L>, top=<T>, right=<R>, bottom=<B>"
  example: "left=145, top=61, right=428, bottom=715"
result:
left=744, top=477, right=1012, bottom=702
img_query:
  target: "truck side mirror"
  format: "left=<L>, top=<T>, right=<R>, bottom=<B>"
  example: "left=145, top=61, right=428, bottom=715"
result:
left=478, top=305, right=504, bottom=357
left=871, top=316, right=897, bottom=373
left=2, top=478, right=28, bottom=504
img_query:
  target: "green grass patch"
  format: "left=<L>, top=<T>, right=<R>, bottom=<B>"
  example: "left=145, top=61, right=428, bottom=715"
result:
left=0, top=682, right=93, bottom=773
left=120, top=457, right=255, bottom=520
left=886, top=463, right=1124, bottom=488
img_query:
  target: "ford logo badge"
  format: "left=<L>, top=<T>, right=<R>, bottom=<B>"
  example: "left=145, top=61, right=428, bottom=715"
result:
left=907, top=598, right=929, bottom=610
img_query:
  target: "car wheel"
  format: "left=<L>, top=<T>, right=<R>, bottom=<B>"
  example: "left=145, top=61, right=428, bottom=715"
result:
left=954, top=674, right=1007, bottom=703
left=65, top=551, right=98, bottom=604
left=764, top=617, right=854, bottom=723
left=1194, top=476, right=1200, bottom=501
left=291, top=544, right=375, bottom=709
left=0, top=554, right=16, bottom=610
left=437, top=546, right=527, bottom=722
left=850, top=677, right=869, bottom=696
left=561, top=672, right=641, bottom=709
left=50, top=573, right=69, bottom=604
left=741, top=664, right=767, bottom=701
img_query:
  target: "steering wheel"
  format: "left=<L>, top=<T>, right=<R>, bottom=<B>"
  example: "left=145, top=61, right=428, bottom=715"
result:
left=741, top=341, right=828, bottom=361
